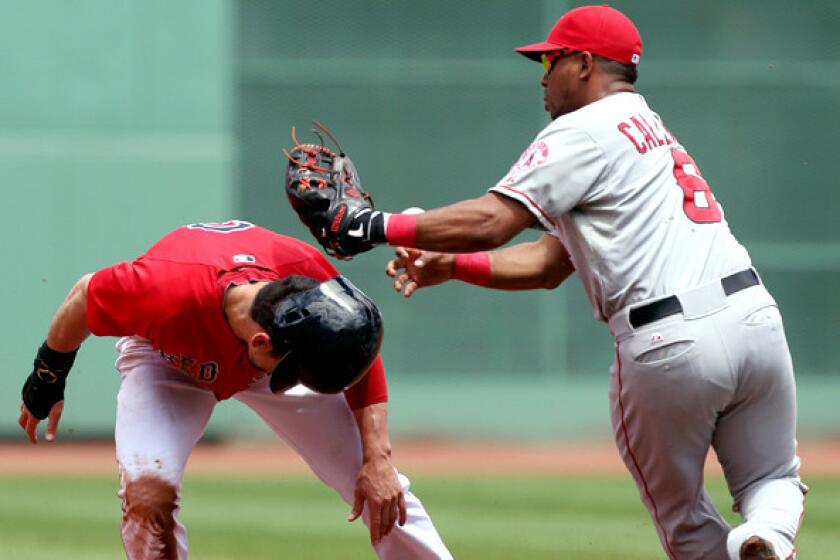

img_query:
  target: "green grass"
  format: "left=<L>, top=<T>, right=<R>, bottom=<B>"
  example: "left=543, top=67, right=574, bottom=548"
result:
left=0, top=474, right=836, bottom=559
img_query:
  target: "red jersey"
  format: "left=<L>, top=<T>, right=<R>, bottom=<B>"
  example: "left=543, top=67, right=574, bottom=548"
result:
left=86, top=220, right=387, bottom=407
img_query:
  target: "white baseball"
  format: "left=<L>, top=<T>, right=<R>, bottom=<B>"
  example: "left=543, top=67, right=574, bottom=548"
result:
left=401, top=207, right=425, bottom=214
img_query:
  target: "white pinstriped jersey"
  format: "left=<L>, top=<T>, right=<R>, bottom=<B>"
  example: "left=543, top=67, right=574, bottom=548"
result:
left=490, top=92, right=751, bottom=321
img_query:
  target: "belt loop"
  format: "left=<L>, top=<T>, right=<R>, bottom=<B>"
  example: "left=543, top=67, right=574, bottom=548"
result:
left=608, top=308, right=634, bottom=340
left=677, top=281, right=728, bottom=320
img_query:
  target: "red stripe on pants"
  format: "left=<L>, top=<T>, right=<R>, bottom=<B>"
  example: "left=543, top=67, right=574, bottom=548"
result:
left=615, top=343, right=676, bottom=559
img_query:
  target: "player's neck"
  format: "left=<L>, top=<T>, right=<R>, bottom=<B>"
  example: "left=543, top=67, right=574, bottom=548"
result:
left=595, top=79, right=635, bottom=101
left=223, top=281, right=269, bottom=339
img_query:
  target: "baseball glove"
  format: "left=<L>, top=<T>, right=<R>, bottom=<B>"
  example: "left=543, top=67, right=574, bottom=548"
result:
left=283, top=122, right=381, bottom=260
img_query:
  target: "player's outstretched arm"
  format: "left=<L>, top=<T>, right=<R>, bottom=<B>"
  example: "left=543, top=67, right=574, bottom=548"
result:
left=19, top=273, right=93, bottom=444
left=387, top=233, right=575, bottom=297
left=348, top=401, right=406, bottom=546
left=402, top=192, right=537, bottom=252
left=284, top=123, right=535, bottom=258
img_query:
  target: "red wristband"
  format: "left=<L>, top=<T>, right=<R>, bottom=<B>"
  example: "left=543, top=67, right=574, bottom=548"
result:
left=385, top=213, right=417, bottom=247
left=452, top=252, right=491, bottom=286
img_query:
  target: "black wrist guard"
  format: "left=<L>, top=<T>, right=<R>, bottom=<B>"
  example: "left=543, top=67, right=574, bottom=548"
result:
left=368, top=211, right=386, bottom=244
left=21, top=341, right=77, bottom=420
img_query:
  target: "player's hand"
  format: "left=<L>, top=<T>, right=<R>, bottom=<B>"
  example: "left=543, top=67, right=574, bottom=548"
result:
left=348, top=456, right=407, bottom=545
left=18, top=400, right=64, bottom=444
left=385, top=247, right=456, bottom=298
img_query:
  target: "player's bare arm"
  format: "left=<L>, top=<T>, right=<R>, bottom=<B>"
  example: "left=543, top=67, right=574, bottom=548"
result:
left=406, top=193, right=535, bottom=252
left=387, top=234, right=575, bottom=297
left=19, top=273, right=93, bottom=444
left=46, top=273, right=94, bottom=351
left=348, top=402, right=407, bottom=545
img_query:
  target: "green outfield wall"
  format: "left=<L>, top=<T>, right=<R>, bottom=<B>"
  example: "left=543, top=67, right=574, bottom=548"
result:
left=1, top=0, right=837, bottom=440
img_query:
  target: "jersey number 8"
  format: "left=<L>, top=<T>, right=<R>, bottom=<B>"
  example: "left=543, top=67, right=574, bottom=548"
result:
left=671, top=148, right=721, bottom=223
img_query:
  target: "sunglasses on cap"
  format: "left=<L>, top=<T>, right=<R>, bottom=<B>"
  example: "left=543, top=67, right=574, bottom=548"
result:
left=541, top=49, right=578, bottom=74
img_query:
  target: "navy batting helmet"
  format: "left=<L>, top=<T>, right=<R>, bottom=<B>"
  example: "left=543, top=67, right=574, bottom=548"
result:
left=268, top=276, right=384, bottom=394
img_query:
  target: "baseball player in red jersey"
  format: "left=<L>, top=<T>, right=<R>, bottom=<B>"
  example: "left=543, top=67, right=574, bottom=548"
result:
left=18, top=220, right=452, bottom=560
left=296, top=6, right=806, bottom=560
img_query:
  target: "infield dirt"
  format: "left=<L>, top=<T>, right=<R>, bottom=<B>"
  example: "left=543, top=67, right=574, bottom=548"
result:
left=1, top=439, right=837, bottom=477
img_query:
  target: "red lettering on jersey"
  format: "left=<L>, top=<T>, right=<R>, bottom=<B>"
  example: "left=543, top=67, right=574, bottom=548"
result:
left=618, top=121, right=647, bottom=154
left=650, top=114, right=674, bottom=144
left=638, top=115, right=666, bottom=146
left=653, top=113, right=677, bottom=146
left=647, top=114, right=675, bottom=145
left=630, top=116, right=659, bottom=151
left=671, top=148, right=722, bottom=223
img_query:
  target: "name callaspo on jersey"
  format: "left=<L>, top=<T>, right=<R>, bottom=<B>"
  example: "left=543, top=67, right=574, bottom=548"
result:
left=617, top=112, right=676, bottom=154
left=616, top=110, right=721, bottom=224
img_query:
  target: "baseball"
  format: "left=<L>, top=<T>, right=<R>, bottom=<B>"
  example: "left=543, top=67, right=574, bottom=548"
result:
left=402, top=207, right=425, bottom=214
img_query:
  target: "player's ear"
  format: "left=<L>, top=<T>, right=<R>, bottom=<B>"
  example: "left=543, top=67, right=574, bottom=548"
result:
left=579, top=51, right=593, bottom=79
left=249, top=331, right=273, bottom=353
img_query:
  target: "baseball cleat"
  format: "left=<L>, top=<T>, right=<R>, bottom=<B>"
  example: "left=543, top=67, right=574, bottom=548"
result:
left=739, top=536, right=779, bottom=560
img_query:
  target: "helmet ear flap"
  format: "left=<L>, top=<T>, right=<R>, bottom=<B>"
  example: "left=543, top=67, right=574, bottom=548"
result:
left=269, top=351, right=299, bottom=394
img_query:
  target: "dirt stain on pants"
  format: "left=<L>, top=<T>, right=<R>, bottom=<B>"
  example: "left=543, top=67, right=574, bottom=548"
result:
left=120, top=474, right=179, bottom=560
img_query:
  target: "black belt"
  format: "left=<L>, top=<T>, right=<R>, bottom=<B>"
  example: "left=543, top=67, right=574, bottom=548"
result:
left=628, top=269, right=759, bottom=329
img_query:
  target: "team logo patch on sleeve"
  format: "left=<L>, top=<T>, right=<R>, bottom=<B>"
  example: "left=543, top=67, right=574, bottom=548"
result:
left=500, top=141, right=549, bottom=186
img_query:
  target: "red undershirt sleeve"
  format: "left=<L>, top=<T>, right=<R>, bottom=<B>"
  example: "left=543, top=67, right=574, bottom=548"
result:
left=342, top=355, right=388, bottom=410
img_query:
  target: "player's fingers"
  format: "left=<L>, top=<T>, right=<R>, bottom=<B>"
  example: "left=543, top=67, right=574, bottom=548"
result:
left=398, top=493, right=407, bottom=526
left=395, top=247, right=410, bottom=260
left=18, top=404, right=27, bottom=431
left=45, top=400, right=64, bottom=442
left=404, top=279, right=419, bottom=298
left=376, top=500, right=393, bottom=542
left=368, top=503, right=382, bottom=545
left=398, top=272, right=413, bottom=287
left=24, top=413, right=39, bottom=445
left=382, top=500, right=398, bottom=538
left=385, top=258, right=403, bottom=279
left=394, top=272, right=413, bottom=292
left=347, top=492, right=364, bottom=523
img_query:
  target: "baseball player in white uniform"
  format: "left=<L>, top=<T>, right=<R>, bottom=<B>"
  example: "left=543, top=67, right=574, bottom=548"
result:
left=303, top=5, right=807, bottom=560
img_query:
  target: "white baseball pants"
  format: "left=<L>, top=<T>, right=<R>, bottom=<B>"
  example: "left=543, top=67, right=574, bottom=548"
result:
left=609, top=280, right=806, bottom=560
left=113, top=336, right=452, bottom=560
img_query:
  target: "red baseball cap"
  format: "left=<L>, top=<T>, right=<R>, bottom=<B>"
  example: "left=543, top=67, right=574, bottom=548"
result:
left=515, top=4, right=642, bottom=66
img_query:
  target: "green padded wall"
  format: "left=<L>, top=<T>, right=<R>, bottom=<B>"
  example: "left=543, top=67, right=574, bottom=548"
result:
left=0, top=0, right=235, bottom=435
left=237, top=0, right=840, bottom=385
left=1, top=1, right=837, bottom=440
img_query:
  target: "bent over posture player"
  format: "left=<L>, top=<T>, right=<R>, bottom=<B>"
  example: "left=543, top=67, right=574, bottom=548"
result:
left=288, top=6, right=806, bottom=560
left=18, top=220, right=452, bottom=560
